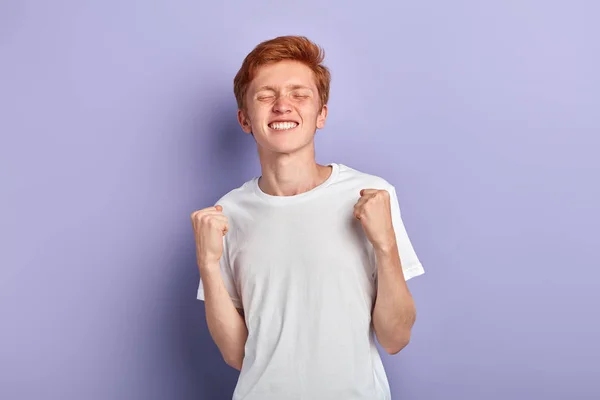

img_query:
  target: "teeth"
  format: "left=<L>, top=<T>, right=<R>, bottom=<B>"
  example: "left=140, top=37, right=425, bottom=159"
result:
left=269, top=121, right=298, bottom=130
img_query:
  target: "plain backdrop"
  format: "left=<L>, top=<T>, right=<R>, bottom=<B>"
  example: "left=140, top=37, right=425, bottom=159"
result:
left=1, top=1, right=599, bottom=399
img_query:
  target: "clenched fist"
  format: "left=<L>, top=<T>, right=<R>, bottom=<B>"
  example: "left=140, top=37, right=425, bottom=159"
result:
left=190, top=205, right=229, bottom=269
left=354, top=189, right=396, bottom=252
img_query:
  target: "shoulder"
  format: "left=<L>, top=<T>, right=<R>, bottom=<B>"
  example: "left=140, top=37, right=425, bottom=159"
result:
left=334, top=163, right=395, bottom=192
left=212, top=178, right=257, bottom=216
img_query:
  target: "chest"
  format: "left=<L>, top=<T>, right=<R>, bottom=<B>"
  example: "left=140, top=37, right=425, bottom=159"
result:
left=228, top=198, right=375, bottom=291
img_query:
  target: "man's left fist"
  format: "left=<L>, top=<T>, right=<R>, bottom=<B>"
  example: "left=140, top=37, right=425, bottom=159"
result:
left=354, top=189, right=397, bottom=251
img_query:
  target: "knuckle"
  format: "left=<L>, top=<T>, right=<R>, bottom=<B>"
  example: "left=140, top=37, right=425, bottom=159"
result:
left=207, top=218, right=220, bottom=229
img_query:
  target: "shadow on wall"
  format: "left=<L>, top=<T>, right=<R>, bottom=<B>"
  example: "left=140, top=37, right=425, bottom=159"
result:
left=167, top=91, right=253, bottom=400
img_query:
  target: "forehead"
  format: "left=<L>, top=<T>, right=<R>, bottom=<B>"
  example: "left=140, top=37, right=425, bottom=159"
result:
left=249, top=60, right=316, bottom=91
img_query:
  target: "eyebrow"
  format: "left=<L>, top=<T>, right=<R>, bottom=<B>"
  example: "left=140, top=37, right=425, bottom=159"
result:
left=255, top=84, right=313, bottom=92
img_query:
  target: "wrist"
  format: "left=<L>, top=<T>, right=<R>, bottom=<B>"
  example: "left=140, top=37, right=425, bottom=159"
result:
left=373, top=238, right=397, bottom=256
left=198, top=260, right=220, bottom=278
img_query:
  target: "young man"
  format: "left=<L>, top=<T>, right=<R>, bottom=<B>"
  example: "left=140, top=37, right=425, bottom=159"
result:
left=191, top=35, right=425, bottom=400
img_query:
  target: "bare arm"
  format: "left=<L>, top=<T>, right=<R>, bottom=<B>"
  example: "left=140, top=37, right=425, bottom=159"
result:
left=192, top=205, right=248, bottom=370
left=354, top=188, right=417, bottom=355
left=200, top=262, right=248, bottom=370
left=371, top=241, right=416, bottom=355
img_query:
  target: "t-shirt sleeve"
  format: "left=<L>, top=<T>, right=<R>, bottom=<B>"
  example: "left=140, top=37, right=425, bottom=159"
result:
left=385, top=185, right=425, bottom=281
left=196, top=235, right=243, bottom=309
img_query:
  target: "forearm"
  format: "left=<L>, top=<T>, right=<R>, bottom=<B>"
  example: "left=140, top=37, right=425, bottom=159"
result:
left=200, top=263, right=248, bottom=370
left=371, top=242, right=416, bottom=355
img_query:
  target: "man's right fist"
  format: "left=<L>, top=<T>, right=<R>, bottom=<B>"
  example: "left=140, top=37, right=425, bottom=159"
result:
left=190, top=205, right=229, bottom=268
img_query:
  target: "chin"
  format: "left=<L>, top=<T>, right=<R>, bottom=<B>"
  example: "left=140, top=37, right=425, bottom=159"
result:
left=259, top=131, right=315, bottom=154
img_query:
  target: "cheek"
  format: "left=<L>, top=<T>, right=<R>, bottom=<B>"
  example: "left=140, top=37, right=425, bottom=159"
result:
left=246, top=107, right=266, bottom=126
left=300, top=104, right=322, bottom=122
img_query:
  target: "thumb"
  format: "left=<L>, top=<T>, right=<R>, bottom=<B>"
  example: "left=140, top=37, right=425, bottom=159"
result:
left=215, top=205, right=223, bottom=212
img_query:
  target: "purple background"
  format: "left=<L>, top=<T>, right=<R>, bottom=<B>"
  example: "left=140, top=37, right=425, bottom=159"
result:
left=1, top=1, right=599, bottom=399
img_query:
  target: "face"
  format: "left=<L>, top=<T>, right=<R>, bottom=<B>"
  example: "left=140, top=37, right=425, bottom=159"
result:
left=237, top=60, right=328, bottom=154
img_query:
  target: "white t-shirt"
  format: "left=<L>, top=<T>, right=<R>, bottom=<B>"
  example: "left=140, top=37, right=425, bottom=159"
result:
left=197, top=162, right=424, bottom=400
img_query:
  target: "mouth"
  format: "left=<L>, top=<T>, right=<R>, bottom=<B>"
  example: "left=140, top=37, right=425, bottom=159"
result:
left=268, top=121, right=299, bottom=131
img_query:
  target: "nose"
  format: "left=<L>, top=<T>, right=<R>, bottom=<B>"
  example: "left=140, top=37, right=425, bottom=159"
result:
left=273, top=95, right=292, bottom=114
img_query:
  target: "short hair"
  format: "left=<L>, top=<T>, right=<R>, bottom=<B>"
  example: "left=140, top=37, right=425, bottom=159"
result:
left=233, top=35, right=331, bottom=111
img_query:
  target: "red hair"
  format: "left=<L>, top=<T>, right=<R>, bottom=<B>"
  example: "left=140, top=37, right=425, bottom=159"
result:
left=233, top=35, right=331, bottom=111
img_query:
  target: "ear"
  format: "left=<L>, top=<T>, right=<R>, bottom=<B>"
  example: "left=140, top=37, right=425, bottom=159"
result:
left=237, top=109, right=253, bottom=134
left=316, top=104, right=328, bottom=129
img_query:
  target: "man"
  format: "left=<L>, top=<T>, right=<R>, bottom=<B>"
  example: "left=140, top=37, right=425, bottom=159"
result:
left=191, top=35, right=425, bottom=400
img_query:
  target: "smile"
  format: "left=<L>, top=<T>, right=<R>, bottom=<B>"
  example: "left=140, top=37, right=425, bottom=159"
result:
left=268, top=121, right=299, bottom=130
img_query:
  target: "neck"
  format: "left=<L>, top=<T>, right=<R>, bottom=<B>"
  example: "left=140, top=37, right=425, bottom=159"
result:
left=256, top=144, right=332, bottom=197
